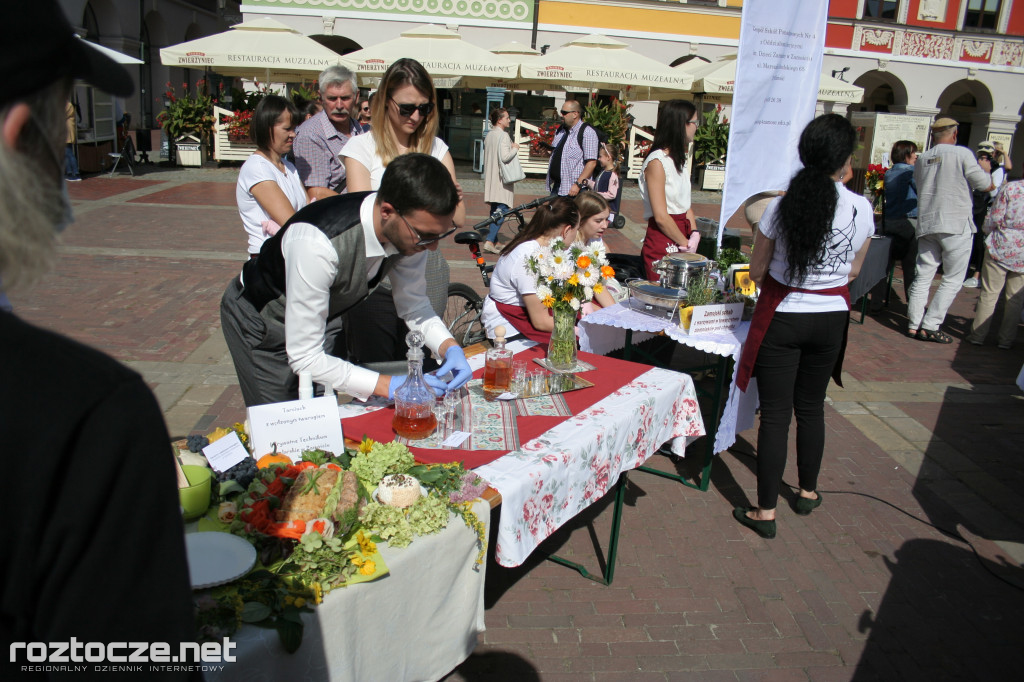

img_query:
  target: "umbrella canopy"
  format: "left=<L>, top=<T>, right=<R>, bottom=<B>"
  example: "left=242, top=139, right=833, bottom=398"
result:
left=490, top=41, right=541, bottom=56
left=516, top=34, right=692, bottom=100
left=677, top=55, right=864, bottom=103
left=159, top=19, right=343, bottom=81
left=337, top=25, right=518, bottom=87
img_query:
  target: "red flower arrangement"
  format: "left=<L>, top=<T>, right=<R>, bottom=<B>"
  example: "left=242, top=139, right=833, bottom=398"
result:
left=223, top=109, right=253, bottom=142
left=525, top=121, right=561, bottom=158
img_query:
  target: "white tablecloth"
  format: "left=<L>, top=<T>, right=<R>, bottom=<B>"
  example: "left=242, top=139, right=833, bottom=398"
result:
left=577, top=302, right=758, bottom=455
left=475, top=366, right=704, bottom=567
left=205, top=499, right=489, bottom=682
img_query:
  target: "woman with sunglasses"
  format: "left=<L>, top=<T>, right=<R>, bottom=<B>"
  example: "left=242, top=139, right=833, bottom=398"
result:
left=342, top=58, right=465, bottom=226
left=341, top=58, right=462, bottom=367
left=732, top=114, right=874, bottom=540
left=639, top=100, right=701, bottom=280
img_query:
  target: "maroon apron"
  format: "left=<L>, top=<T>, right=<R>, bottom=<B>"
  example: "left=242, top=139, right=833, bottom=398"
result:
left=641, top=215, right=693, bottom=281
left=493, top=301, right=552, bottom=344
left=735, top=274, right=851, bottom=392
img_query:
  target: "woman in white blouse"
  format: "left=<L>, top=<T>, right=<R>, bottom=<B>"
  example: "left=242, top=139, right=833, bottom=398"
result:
left=639, top=100, right=700, bottom=280
left=235, top=95, right=307, bottom=257
left=342, top=58, right=465, bottom=226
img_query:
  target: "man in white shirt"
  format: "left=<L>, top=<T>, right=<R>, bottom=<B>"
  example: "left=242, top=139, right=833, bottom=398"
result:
left=906, top=117, right=994, bottom=343
left=220, top=154, right=472, bottom=406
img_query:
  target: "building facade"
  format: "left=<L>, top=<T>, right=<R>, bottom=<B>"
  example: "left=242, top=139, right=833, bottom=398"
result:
left=62, top=0, right=1024, bottom=165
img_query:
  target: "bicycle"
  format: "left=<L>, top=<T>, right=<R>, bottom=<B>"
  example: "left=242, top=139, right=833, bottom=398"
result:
left=443, top=194, right=558, bottom=347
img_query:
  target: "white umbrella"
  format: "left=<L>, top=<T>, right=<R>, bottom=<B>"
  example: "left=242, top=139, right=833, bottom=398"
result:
left=517, top=34, right=692, bottom=100
left=677, top=55, right=864, bottom=103
left=159, top=19, right=343, bottom=81
left=337, top=25, right=518, bottom=87
left=78, top=36, right=143, bottom=65
left=490, top=41, right=541, bottom=56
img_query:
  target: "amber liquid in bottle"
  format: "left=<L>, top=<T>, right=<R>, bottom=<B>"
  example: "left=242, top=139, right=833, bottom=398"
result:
left=483, top=360, right=511, bottom=400
left=392, top=411, right=439, bottom=439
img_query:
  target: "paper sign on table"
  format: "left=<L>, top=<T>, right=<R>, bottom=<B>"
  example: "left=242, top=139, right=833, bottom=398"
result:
left=202, top=431, right=250, bottom=472
left=684, top=302, right=744, bottom=336
left=247, top=396, right=345, bottom=462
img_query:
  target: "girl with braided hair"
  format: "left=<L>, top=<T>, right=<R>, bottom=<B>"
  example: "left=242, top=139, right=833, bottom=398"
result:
left=733, top=114, right=874, bottom=539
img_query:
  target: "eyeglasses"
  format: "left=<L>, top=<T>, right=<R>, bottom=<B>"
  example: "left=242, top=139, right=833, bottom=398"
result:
left=398, top=212, right=457, bottom=247
left=391, top=100, right=435, bottom=118
left=560, top=109, right=578, bottom=116
left=687, top=119, right=699, bottom=126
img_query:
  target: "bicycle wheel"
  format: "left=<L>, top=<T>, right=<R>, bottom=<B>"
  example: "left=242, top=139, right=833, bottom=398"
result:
left=444, top=283, right=486, bottom=347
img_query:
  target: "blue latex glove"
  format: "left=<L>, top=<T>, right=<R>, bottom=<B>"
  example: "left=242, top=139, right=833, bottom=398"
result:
left=435, top=345, right=473, bottom=390
left=387, top=375, right=406, bottom=400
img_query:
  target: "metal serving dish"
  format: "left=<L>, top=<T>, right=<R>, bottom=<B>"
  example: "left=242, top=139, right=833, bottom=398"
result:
left=626, top=280, right=684, bottom=319
left=651, top=252, right=710, bottom=289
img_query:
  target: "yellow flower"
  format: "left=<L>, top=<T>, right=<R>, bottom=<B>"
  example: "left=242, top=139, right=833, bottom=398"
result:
left=293, top=597, right=306, bottom=608
left=359, top=560, right=376, bottom=576
left=284, top=595, right=295, bottom=605
left=312, top=582, right=323, bottom=605
left=594, top=283, right=604, bottom=295
left=562, top=293, right=574, bottom=303
left=541, top=295, right=555, bottom=308
left=357, top=437, right=376, bottom=454
left=206, top=427, right=231, bottom=443
left=567, top=273, right=579, bottom=286
left=356, top=530, right=376, bottom=555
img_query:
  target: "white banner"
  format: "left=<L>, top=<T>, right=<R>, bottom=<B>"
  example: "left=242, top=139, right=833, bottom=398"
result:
left=718, top=0, right=829, bottom=245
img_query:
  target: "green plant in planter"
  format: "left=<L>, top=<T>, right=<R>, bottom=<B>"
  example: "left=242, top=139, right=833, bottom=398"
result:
left=157, top=80, right=216, bottom=144
left=583, top=97, right=632, bottom=155
left=692, top=103, right=729, bottom=167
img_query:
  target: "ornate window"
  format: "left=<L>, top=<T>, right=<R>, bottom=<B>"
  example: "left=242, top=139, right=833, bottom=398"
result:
left=964, top=0, right=1002, bottom=30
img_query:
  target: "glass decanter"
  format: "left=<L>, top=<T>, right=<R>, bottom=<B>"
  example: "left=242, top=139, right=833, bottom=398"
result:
left=392, top=330, right=438, bottom=439
left=483, top=325, right=513, bottom=401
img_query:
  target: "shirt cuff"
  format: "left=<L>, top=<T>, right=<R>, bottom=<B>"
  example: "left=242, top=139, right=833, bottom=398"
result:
left=345, top=365, right=380, bottom=402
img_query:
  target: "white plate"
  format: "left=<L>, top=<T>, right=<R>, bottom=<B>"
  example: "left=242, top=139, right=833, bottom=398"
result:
left=184, top=532, right=257, bottom=589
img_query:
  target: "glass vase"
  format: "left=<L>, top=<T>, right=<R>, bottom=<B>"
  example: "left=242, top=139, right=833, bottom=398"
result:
left=547, top=306, right=578, bottom=371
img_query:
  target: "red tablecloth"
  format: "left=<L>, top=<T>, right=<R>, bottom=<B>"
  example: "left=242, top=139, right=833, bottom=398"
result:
left=341, top=346, right=652, bottom=468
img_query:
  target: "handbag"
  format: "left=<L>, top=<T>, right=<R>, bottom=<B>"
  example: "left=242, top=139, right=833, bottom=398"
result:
left=498, top=153, right=526, bottom=184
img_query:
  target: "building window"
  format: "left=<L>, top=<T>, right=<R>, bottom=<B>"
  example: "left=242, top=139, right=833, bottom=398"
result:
left=863, top=0, right=899, bottom=20
left=964, top=0, right=1001, bottom=30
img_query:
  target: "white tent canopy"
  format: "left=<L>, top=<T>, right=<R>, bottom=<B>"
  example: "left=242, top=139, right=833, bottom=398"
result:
left=516, top=34, right=692, bottom=100
left=676, top=54, right=863, bottom=103
left=159, top=19, right=343, bottom=82
left=337, top=25, right=518, bottom=88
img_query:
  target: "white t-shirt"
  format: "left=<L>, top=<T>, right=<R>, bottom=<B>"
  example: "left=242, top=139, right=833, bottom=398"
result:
left=340, top=134, right=449, bottom=189
left=759, top=181, right=875, bottom=313
left=237, top=154, right=307, bottom=254
left=481, top=240, right=540, bottom=338
left=640, top=150, right=691, bottom=219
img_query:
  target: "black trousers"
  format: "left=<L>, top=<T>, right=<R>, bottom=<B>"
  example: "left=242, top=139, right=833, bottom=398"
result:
left=753, top=310, right=847, bottom=510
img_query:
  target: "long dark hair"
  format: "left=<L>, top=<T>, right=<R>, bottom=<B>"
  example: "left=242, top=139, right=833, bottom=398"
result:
left=499, top=197, right=579, bottom=257
left=776, top=114, right=855, bottom=284
left=649, top=100, right=696, bottom=174
left=251, top=95, right=299, bottom=153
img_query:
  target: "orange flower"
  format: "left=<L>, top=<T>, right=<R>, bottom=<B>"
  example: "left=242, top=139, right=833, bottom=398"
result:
left=576, top=255, right=592, bottom=269
left=601, top=265, right=615, bottom=279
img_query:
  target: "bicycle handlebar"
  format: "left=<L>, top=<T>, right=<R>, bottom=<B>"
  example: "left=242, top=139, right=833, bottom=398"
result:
left=471, top=194, right=561, bottom=231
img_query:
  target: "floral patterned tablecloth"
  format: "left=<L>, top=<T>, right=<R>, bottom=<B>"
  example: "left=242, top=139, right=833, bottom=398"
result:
left=577, top=302, right=758, bottom=455
left=475, top=366, right=705, bottom=567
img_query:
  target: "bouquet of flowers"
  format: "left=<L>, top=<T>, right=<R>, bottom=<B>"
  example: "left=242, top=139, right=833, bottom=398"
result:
left=526, top=121, right=561, bottom=158
left=528, top=238, right=615, bottom=367
left=864, top=163, right=888, bottom=212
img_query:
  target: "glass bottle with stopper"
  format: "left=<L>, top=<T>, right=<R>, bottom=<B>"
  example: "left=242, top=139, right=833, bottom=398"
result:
left=392, top=330, right=438, bottom=439
left=483, top=325, right=513, bottom=401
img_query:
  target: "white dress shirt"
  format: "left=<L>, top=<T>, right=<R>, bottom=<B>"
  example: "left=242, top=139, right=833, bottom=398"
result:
left=280, top=194, right=452, bottom=400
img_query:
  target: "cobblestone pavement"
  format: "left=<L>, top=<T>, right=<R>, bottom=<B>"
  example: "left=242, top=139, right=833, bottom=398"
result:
left=12, top=163, right=1024, bottom=681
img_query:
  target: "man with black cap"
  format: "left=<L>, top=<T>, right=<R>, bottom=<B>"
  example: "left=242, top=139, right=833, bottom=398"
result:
left=1, top=3, right=197, bottom=678
left=906, top=116, right=995, bottom=343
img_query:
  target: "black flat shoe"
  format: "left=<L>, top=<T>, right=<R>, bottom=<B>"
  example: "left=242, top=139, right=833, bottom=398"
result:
left=733, top=507, right=776, bottom=539
left=795, top=492, right=822, bottom=516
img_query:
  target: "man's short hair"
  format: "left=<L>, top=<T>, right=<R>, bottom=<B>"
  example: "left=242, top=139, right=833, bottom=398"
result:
left=318, top=65, right=357, bottom=95
left=562, top=99, right=580, bottom=113
left=377, top=153, right=459, bottom=217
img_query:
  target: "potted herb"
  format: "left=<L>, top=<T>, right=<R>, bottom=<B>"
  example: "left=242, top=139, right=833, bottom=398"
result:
left=157, top=80, right=216, bottom=165
left=692, top=104, right=729, bottom=190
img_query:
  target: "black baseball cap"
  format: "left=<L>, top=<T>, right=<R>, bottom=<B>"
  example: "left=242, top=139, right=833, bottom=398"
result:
left=0, top=0, right=133, bottom=107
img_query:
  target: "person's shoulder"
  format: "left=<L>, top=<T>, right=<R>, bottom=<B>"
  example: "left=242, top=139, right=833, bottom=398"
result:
left=431, top=136, right=449, bottom=157
left=342, top=131, right=375, bottom=154
left=0, top=313, right=143, bottom=399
